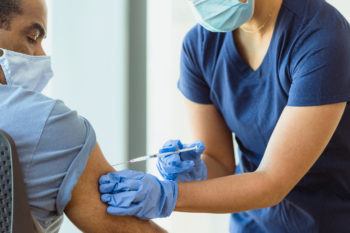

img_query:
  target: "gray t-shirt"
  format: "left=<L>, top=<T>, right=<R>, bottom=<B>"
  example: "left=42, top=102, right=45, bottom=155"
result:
left=0, top=84, right=96, bottom=229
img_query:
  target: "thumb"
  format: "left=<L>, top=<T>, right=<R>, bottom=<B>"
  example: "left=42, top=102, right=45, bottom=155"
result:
left=181, top=140, right=205, bottom=160
left=191, top=140, right=205, bottom=154
left=178, top=160, right=195, bottom=173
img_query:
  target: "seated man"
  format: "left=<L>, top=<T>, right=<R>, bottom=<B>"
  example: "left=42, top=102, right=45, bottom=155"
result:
left=0, top=0, right=166, bottom=232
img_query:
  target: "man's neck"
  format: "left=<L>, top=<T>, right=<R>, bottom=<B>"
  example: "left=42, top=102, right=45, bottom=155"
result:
left=0, top=68, right=6, bottom=85
left=0, top=50, right=5, bottom=84
left=240, top=0, right=283, bottom=36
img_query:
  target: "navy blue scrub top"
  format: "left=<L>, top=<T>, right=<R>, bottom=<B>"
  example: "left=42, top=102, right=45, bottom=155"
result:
left=178, top=0, right=350, bottom=232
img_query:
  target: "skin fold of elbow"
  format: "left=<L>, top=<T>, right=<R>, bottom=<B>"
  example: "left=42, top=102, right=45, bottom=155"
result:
left=258, top=171, right=289, bottom=208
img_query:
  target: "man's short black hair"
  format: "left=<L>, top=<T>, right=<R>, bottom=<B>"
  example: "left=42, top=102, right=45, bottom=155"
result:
left=0, top=0, right=22, bottom=29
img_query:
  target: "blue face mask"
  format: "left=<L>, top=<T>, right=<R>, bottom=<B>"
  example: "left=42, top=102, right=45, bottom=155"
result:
left=0, top=48, right=53, bottom=92
left=189, top=0, right=255, bottom=33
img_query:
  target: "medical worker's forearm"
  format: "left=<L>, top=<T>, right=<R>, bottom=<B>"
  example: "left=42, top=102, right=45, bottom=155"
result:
left=175, top=171, right=281, bottom=213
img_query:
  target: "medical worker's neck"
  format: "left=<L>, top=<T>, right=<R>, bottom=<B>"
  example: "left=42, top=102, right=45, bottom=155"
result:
left=241, top=0, right=282, bottom=35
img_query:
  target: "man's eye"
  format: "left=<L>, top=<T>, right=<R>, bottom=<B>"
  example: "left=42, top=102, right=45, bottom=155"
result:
left=27, top=30, right=40, bottom=44
left=27, top=36, right=37, bottom=44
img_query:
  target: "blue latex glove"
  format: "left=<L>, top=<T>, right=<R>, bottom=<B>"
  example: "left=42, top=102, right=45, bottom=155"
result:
left=157, top=140, right=207, bottom=182
left=99, top=170, right=178, bottom=220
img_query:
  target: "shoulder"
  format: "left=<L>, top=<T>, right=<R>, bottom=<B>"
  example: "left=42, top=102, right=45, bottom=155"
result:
left=183, top=24, right=206, bottom=47
left=293, top=0, right=349, bottom=46
left=280, top=0, right=349, bottom=48
left=29, top=99, right=97, bottom=224
left=288, top=1, right=350, bottom=63
left=0, top=86, right=95, bottom=150
left=309, top=0, right=349, bottom=28
left=0, top=86, right=86, bottom=132
left=182, top=24, right=228, bottom=76
left=0, top=86, right=56, bottom=111
left=39, top=99, right=96, bottom=151
left=0, top=86, right=57, bottom=141
left=283, top=0, right=348, bottom=25
left=182, top=24, right=227, bottom=55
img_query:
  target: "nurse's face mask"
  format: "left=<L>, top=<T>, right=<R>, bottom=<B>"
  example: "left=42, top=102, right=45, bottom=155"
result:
left=0, top=49, right=53, bottom=92
left=188, top=0, right=255, bottom=32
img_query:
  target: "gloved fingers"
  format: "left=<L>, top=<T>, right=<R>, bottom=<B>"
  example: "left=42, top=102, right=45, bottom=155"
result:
left=115, top=179, right=143, bottom=192
left=101, top=193, right=112, bottom=203
left=191, top=140, right=205, bottom=154
left=159, top=139, right=183, bottom=154
left=113, top=191, right=140, bottom=207
left=156, top=162, right=178, bottom=181
left=101, top=190, right=145, bottom=208
left=158, top=154, right=185, bottom=174
left=181, top=140, right=205, bottom=161
left=159, top=153, right=182, bottom=166
left=103, top=174, right=178, bottom=220
left=164, top=139, right=184, bottom=149
left=99, top=179, right=142, bottom=194
left=162, top=159, right=195, bottom=174
left=178, top=160, right=195, bottom=173
left=99, top=172, right=122, bottom=185
left=99, top=170, right=144, bottom=185
left=157, top=158, right=195, bottom=181
left=99, top=182, right=118, bottom=194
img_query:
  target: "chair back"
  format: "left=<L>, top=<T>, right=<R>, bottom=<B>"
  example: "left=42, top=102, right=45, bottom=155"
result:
left=0, top=130, right=35, bottom=233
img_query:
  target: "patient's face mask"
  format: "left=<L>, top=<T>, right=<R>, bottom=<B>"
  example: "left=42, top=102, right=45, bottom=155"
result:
left=189, top=0, right=255, bottom=33
left=0, top=48, right=53, bottom=92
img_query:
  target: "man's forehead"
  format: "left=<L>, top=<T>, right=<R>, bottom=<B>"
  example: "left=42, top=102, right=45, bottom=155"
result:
left=21, top=0, right=48, bottom=27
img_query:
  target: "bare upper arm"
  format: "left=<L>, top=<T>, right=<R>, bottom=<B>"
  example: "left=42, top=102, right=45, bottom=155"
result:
left=64, top=144, right=166, bottom=233
left=185, top=99, right=235, bottom=176
left=258, top=103, right=347, bottom=201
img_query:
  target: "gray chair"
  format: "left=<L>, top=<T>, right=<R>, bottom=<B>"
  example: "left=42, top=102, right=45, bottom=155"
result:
left=0, top=130, right=35, bottom=233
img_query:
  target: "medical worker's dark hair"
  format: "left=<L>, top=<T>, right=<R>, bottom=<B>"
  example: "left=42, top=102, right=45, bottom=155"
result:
left=0, top=0, right=22, bottom=29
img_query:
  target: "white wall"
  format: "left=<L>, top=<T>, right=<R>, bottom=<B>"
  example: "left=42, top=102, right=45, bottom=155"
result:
left=45, top=0, right=129, bottom=232
left=146, top=0, right=230, bottom=232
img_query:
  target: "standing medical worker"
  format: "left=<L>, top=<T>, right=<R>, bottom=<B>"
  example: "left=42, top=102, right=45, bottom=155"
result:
left=99, top=0, right=350, bottom=232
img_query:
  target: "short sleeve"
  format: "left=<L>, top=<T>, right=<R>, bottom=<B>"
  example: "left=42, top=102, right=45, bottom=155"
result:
left=27, top=100, right=96, bottom=226
left=178, top=25, right=212, bottom=104
left=288, top=27, right=350, bottom=106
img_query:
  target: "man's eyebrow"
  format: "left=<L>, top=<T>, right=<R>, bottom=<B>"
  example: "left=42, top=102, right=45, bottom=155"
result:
left=25, top=22, right=47, bottom=39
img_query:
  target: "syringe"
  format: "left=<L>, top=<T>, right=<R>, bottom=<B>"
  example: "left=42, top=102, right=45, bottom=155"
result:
left=111, top=146, right=197, bottom=167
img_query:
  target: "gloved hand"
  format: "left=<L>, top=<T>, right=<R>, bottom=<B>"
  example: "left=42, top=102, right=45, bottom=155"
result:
left=99, top=170, right=178, bottom=220
left=157, top=140, right=207, bottom=182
